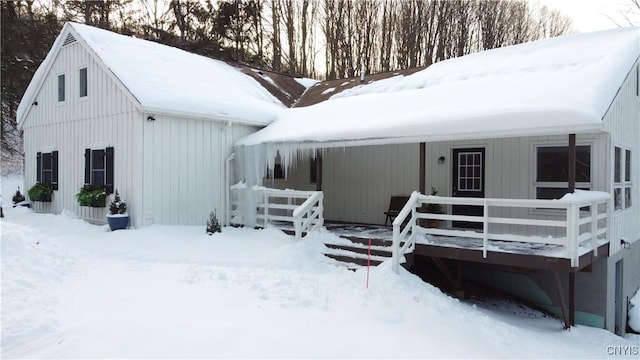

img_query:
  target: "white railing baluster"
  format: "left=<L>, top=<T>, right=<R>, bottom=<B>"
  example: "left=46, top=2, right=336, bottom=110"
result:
left=389, top=190, right=610, bottom=272
left=590, top=201, right=598, bottom=256
left=482, top=201, right=489, bottom=258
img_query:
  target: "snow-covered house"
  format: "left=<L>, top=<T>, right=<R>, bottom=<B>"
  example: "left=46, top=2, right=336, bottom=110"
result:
left=17, top=22, right=306, bottom=228
left=235, top=28, right=640, bottom=335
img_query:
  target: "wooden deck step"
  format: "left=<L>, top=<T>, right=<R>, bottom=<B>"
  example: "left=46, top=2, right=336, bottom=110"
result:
left=324, top=253, right=384, bottom=268
left=324, top=243, right=392, bottom=258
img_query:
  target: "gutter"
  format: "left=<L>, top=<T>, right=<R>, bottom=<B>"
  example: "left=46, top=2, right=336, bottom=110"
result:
left=141, top=106, right=276, bottom=127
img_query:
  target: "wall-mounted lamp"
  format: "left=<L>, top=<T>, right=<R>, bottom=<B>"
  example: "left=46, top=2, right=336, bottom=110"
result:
left=621, top=239, right=631, bottom=249
left=438, top=156, right=446, bottom=164
left=147, top=115, right=156, bottom=121
left=32, top=101, right=38, bottom=106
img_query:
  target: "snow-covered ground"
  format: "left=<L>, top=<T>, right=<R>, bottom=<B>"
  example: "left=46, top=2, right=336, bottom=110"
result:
left=1, top=175, right=639, bottom=359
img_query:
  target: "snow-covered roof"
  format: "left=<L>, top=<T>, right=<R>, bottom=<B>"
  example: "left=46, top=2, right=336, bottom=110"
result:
left=18, top=22, right=287, bottom=126
left=237, top=27, right=640, bottom=147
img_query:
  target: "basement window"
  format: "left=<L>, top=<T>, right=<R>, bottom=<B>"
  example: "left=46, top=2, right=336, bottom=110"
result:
left=534, top=145, right=591, bottom=199
left=36, top=151, right=58, bottom=190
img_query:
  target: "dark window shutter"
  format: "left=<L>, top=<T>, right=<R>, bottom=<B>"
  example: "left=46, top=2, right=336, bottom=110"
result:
left=105, top=147, right=114, bottom=194
left=36, top=152, right=42, bottom=183
left=84, top=149, right=91, bottom=186
left=52, top=151, right=59, bottom=190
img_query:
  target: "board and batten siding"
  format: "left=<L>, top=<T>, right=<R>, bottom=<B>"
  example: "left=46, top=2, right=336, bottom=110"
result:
left=603, top=61, right=640, bottom=255
left=423, top=134, right=607, bottom=237
left=278, top=133, right=607, bottom=230
left=22, top=39, right=143, bottom=226
left=142, top=114, right=258, bottom=226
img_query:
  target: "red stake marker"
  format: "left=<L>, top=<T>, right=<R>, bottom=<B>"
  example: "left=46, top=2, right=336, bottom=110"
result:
left=366, top=238, right=371, bottom=288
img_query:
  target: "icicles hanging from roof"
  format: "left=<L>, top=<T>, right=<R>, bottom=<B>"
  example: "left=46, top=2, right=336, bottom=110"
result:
left=234, top=142, right=326, bottom=187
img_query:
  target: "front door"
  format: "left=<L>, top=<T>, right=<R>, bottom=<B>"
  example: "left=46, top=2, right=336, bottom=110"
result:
left=452, top=148, right=485, bottom=229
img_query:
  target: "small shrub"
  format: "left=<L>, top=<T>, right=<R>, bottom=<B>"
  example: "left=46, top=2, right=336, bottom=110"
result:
left=27, top=183, right=53, bottom=202
left=424, top=187, right=444, bottom=214
left=109, top=190, right=127, bottom=215
left=12, top=187, right=26, bottom=204
left=206, top=210, right=221, bottom=235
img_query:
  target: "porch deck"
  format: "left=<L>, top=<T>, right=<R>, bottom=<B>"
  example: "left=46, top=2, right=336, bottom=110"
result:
left=323, top=222, right=609, bottom=271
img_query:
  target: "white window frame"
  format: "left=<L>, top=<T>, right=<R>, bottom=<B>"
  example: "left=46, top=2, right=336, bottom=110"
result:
left=78, top=66, right=88, bottom=99
left=57, top=73, right=66, bottom=103
left=614, top=145, right=633, bottom=211
left=533, top=143, right=593, bottom=201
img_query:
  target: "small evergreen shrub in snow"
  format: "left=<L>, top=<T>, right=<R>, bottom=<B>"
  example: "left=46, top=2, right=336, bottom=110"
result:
left=207, top=211, right=221, bottom=235
left=27, top=183, right=53, bottom=202
left=109, top=191, right=127, bottom=215
left=12, top=187, right=26, bottom=204
left=76, top=185, right=107, bottom=207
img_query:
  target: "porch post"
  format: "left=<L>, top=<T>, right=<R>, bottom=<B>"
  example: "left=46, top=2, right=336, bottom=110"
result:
left=553, top=270, right=571, bottom=330
left=569, top=272, right=576, bottom=326
left=419, top=142, right=426, bottom=194
left=568, top=134, right=576, bottom=193
left=315, top=150, right=323, bottom=191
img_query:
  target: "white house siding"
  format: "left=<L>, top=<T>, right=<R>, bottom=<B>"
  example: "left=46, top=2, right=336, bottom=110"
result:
left=423, top=133, right=608, bottom=237
left=142, top=115, right=258, bottom=226
left=22, top=40, right=143, bottom=226
left=278, top=133, right=608, bottom=229
left=602, top=61, right=640, bottom=335
left=603, top=61, right=640, bottom=254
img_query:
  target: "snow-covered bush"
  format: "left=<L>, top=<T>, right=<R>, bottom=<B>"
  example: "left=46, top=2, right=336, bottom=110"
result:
left=206, top=210, right=221, bottom=235
left=109, top=190, right=127, bottom=215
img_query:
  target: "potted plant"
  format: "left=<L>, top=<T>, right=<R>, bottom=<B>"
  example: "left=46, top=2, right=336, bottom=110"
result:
left=423, top=187, right=445, bottom=228
left=107, top=190, right=128, bottom=231
left=12, top=187, right=26, bottom=205
left=27, top=183, right=53, bottom=202
left=76, top=185, right=107, bottom=207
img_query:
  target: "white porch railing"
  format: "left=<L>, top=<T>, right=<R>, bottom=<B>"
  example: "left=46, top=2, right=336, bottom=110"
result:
left=391, top=190, right=612, bottom=273
left=230, top=184, right=324, bottom=239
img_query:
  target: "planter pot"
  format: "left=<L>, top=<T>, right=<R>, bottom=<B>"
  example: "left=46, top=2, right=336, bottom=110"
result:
left=107, top=214, right=129, bottom=231
left=37, top=194, right=52, bottom=202
left=427, top=219, right=440, bottom=228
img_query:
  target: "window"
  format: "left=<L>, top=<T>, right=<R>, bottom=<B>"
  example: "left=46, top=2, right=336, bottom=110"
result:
left=535, top=145, right=591, bottom=199
left=36, top=151, right=58, bottom=190
left=310, top=158, right=317, bottom=183
left=79, top=67, right=87, bottom=97
left=84, top=147, right=114, bottom=193
left=614, top=146, right=632, bottom=210
left=266, top=151, right=285, bottom=179
left=57, top=74, right=65, bottom=102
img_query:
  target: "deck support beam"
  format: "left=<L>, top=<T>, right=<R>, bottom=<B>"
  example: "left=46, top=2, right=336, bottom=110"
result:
left=419, top=142, right=426, bottom=194
left=568, top=134, right=576, bottom=193
left=431, top=257, right=461, bottom=290
left=553, top=270, right=571, bottom=330
left=569, top=272, right=576, bottom=326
